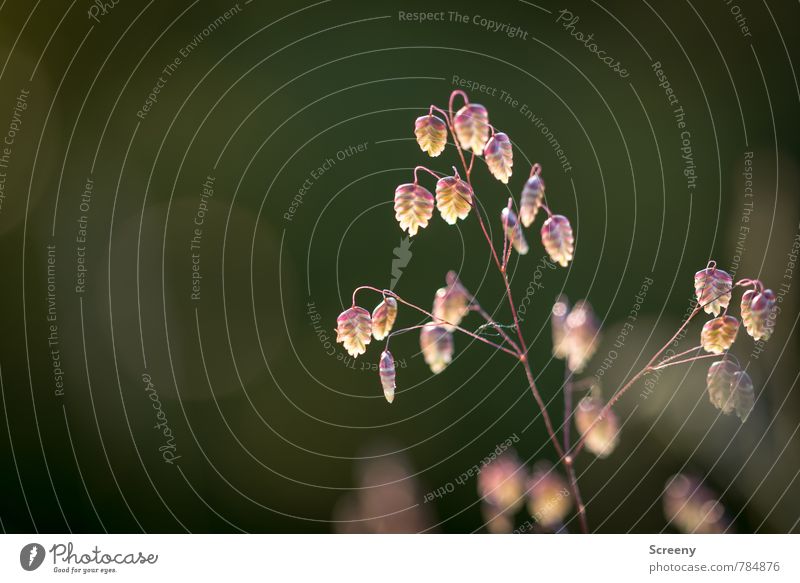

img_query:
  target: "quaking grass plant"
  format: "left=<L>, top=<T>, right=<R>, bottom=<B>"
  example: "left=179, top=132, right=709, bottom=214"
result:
left=335, top=90, right=778, bottom=533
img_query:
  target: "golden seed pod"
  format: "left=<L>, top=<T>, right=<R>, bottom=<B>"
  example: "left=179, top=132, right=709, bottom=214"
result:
left=694, top=266, right=732, bottom=316
left=519, top=174, right=544, bottom=227
left=435, top=176, right=473, bottom=225
left=336, top=306, right=372, bottom=357
left=741, top=288, right=776, bottom=341
left=575, top=396, right=620, bottom=458
left=414, top=114, right=447, bottom=157
left=379, top=350, right=396, bottom=403
left=700, top=315, right=739, bottom=354
left=371, top=297, right=398, bottom=341
left=453, top=103, right=490, bottom=155
left=420, top=324, right=454, bottom=374
left=484, top=132, right=514, bottom=184
left=501, top=207, right=529, bottom=255
left=706, top=359, right=754, bottom=422
left=394, top=183, right=434, bottom=236
left=540, top=214, right=574, bottom=267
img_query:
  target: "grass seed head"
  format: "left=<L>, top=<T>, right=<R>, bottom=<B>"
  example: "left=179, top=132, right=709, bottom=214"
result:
left=700, top=315, right=739, bottom=354
left=519, top=174, right=545, bottom=227
left=540, top=214, right=574, bottom=267
left=435, top=175, right=473, bottom=224
left=394, top=183, right=434, bottom=236
left=336, top=306, right=372, bottom=357
left=484, top=132, right=514, bottom=184
left=694, top=265, right=733, bottom=316
left=453, top=103, right=490, bottom=155
left=379, top=350, right=396, bottom=403
left=414, top=114, right=447, bottom=157
left=371, top=297, right=398, bottom=341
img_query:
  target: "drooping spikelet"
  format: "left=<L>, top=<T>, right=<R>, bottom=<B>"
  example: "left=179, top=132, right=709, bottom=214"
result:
left=414, top=114, right=447, bottom=157
left=564, top=300, right=600, bottom=373
left=453, top=103, right=490, bottom=155
left=394, top=183, right=434, bottom=236
left=706, top=359, right=754, bottom=421
left=477, top=450, right=525, bottom=514
left=541, top=214, right=574, bottom=267
left=694, top=265, right=733, bottom=316
left=371, top=297, right=398, bottom=341
left=432, top=279, right=469, bottom=331
left=519, top=174, right=544, bottom=227
left=501, top=207, right=529, bottom=255
left=336, top=306, right=372, bottom=357
left=741, top=288, right=776, bottom=341
left=526, top=461, right=572, bottom=529
left=420, top=324, right=454, bottom=374
left=379, top=350, right=396, bottom=403
left=700, top=315, right=739, bottom=354
left=574, top=395, right=619, bottom=458
left=435, top=175, right=473, bottom=224
left=484, top=132, right=513, bottom=184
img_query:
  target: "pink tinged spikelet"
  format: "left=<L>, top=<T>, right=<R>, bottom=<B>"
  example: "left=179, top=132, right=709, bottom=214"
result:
left=706, top=359, right=754, bottom=421
left=741, top=288, right=776, bottom=341
left=453, top=103, right=490, bottom=155
left=693, top=266, right=732, bottom=316
left=394, top=183, right=434, bottom=236
left=432, top=281, right=469, bottom=331
left=501, top=208, right=529, bottom=255
left=477, top=450, right=525, bottom=515
left=379, top=350, right=396, bottom=403
left=564, top=300, right=600, bottom=373
left=527, top=461, right=572, bottom=529
left=519, top=174, right=544, bottom=227
left=541, top=214, right=574, bottom=267
left=371, top=297, right=398, bottom=341
left=484, top=132, right=513, bottom=184
left=700, top=315, right=739, bottom=354
left=575, top=396, right=620, bottom=458
left=336, top=307, right=372, bottom=357
left=420, top=324, right=453, bottom=374
left=435, top=176, right=473, bottom=224
left=414, top=114, right=447, bottom=157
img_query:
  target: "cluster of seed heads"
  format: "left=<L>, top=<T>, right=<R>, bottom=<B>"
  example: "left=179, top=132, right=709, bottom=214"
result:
left=335, top=90, right=778, bottom=533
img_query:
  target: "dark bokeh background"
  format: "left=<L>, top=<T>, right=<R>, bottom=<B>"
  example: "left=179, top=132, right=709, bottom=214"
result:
left=0, top=0, right=798, bottom=533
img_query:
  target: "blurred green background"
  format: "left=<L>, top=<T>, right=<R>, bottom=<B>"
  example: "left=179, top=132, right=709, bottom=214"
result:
left=0, top=0, right=798, bottom=533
